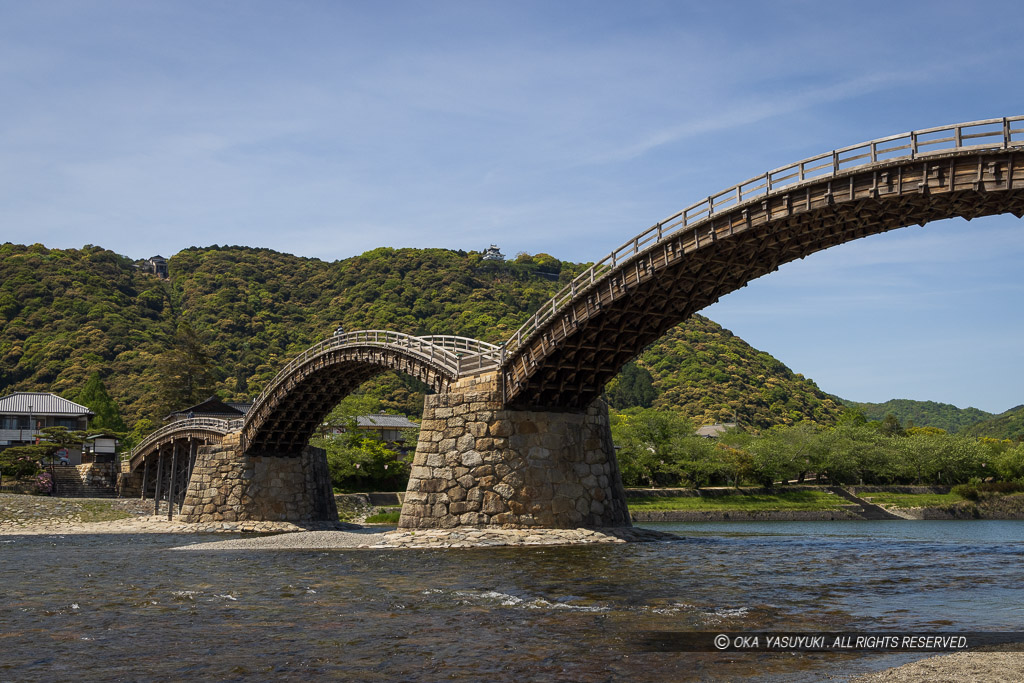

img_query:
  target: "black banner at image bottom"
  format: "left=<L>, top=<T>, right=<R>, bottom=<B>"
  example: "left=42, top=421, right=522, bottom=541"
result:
left=634, top=631, right=1024, bottom=653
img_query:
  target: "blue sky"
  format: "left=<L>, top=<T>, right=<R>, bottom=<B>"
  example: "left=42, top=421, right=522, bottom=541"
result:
left=2, top=1, right=1022, bottom=413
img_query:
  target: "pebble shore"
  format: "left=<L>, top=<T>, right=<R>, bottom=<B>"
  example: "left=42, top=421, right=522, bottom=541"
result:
left=173, top=525, right=676, bottom=550
left=0, top=493, right=676, bottom=547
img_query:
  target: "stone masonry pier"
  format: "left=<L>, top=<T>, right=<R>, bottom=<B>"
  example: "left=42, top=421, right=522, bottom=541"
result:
left=399, top=373, right=631, bottom=529
left=178, top=433, right=338, bottom=525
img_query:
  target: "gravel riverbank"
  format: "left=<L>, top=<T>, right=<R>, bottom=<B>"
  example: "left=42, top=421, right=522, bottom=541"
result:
left=0, top=493, right=675, bottom=547
left=848, top=649, right=1024, bottom=682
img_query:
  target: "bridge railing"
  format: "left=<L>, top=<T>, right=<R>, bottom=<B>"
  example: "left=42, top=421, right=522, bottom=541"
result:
left=417, top=335, right=504, bottom=374
left=127, top=417, right=239, bottom=468
left=503, top=115, right=1024, bottom=357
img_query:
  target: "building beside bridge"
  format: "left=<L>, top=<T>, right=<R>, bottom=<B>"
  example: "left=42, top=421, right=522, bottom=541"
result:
left=326, top=412, right=419, bottom=453
left=0, top=391, right=94, bottom=455
left=165, top=397, right=253, bottom=423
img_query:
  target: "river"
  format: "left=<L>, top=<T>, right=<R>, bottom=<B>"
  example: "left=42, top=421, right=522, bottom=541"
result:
left=2, top=520, right=1022, bottom=681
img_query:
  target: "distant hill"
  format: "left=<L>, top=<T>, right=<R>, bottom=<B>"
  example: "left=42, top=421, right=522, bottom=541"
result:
left=962, top=405, right=1024, bottom=441
left=630, top=316, right=844, bottom=430
left=843, top=398, right=994, bottom=433
left=0, top=241, right=854, bottom=430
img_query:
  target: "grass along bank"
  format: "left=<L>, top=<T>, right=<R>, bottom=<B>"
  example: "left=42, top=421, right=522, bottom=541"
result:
left=626, top=489, right=847, bottom=512
left=857, top=491, right=962, bottom=508
left=626, top=485, right=1024, bottom=520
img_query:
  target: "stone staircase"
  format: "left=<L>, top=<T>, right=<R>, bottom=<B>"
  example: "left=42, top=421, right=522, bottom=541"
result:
left=50, top=466, right=117, bottom=498
left=829, top=486, right=903, bottom=520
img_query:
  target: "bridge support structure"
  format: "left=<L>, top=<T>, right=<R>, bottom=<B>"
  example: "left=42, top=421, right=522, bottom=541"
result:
left=399, top=372, right=631, bottom=529
left=178, top=432, right=338, bottom=525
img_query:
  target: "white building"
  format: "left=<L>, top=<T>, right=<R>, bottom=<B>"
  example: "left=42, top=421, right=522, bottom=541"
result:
left=0, top=392, right=93, bottom=454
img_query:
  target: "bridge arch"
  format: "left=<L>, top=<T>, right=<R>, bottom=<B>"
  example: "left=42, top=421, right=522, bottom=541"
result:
left=500, top=117, right=1024, bottom=409
left=240, top=331, right=497, bottom=456
left=127, top=417, right=237, bottom=471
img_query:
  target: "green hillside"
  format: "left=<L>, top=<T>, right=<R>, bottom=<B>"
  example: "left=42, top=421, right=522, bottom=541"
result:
left=962, top=405, right=1024, bottom=441
left=2, top=242, right=847, bottom=429
left=627, top=317, right=845, bottom=429
left=844, top=398, right=994, bottom=433
left=0, top=243, right=172, bottom=420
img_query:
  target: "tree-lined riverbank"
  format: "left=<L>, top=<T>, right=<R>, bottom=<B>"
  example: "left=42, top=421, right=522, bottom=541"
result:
left=625, top=485, right=1024, bottom=521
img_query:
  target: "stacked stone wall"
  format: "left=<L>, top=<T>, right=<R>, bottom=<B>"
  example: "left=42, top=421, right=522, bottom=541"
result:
left=118, top=468, right=143, bottom=498
left=179, top=433, right=338, bottom=524
left=400, top=373, right=630, bottom=529
left=76, top=463, right=116, bottom=488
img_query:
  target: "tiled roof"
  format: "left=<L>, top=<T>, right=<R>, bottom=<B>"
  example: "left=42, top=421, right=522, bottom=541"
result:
left=356, top=414, right=418, bottom=429
left=227, top=402, right=253, bottom=415
left=0, top=392, right=94, bottom=416
left=167, top=396, right=246, bottom=418
left=695, top=423, right=737, bottom=438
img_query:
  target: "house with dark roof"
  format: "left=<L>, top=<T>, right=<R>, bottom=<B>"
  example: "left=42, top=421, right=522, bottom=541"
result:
left=325, top=412, right=419, bottom=454
left=165, top=397, right=252, bottom=423
left=0, top=392, right=93, bottom=453
left=695, top=422, right=738, bottom=438
left=354, top=413, right=419, bottom=444
left=141, top=255, right=168, bottom=278
left=82, top=432, right=120, bottom=464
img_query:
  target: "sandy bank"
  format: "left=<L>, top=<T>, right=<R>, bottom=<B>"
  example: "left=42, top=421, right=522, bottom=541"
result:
left=849, top=649, right=1024, bottom=682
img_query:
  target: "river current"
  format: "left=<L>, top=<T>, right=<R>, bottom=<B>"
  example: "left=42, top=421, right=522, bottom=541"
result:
left=2, top=520, right=1022, bottom=681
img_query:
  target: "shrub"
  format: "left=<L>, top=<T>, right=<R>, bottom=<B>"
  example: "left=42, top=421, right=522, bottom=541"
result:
left=952, top=481, right=1024, bottom=501
left=35, top=471, right=53, bottom=494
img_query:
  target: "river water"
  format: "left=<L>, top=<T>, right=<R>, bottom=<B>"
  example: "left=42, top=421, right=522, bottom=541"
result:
left=2, top=520, right=1022, bottom=681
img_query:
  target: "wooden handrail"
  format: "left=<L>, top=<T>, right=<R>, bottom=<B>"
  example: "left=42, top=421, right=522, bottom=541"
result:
left=501, top=116, right=1024, bottom=357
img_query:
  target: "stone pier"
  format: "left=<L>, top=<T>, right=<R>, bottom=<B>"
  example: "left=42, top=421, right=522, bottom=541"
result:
left=399, top=373, right=631, bottom=529
left=178, top=433, right=338, bottom=524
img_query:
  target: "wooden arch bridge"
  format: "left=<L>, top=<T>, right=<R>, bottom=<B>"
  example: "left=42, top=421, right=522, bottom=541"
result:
left=126, top=116, right=1024, bottom=527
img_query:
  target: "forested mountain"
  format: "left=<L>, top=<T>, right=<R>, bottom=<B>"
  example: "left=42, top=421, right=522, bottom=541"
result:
left=617, top=317, right=845, bottom=429
left=0, top=241, right=877, bottom=431
left=843, top=398, right=994, bottom=433
left=0, top=243, right=172, bottom=420
left=963, top=405, right=1024, bottom=441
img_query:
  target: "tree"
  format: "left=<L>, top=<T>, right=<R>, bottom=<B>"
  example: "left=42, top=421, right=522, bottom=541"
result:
left=313, top=435, right=410, bottom=491
left=611, top=408, right=697, bottom=486
left=310, top=394, right=413, bottom=490
left=819, top=422, right=892, bottom=484
left=993, top=443, right=1024, bottom=481
left=156, top=321, right=217, bottom=413
left=76, top=372, right=127, bottom=431
left=605, top=362, right=657, bottom=410
left=878, top=413, right=905, bottom=437
left=37, top=426, right=87, bottom=459
left=716, top=428, right=755, bottom=488
left=0, top=446, right=45, bottom=483
left=121, top=418, right=157, bottom=453
left=894, top=432, right=985, bottom=485
left=747, top=422, right=825, bottom=487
